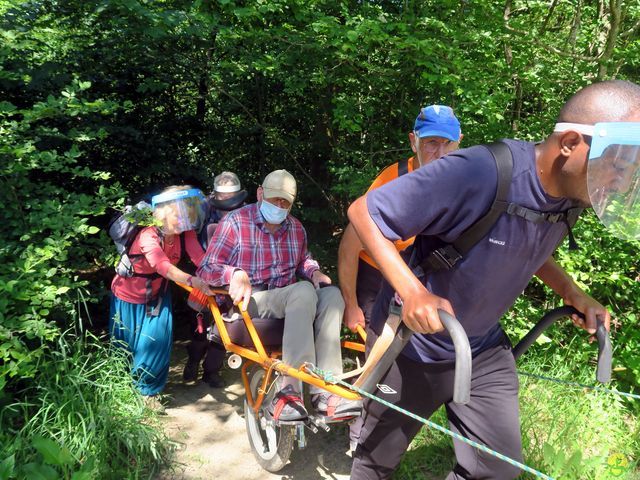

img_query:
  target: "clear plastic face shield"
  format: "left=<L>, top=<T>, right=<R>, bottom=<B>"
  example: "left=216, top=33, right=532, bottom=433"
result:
left=413, top=133, right=455, bottom=167
left=555, top=122, right=640, bottom=241
left=151, top=188, right=207, bottom=235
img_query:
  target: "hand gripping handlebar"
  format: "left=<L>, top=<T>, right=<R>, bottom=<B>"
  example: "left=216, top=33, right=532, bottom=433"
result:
left=512, top=305, right=612, bottom=383
left=354, top=303, right=472, bottom=404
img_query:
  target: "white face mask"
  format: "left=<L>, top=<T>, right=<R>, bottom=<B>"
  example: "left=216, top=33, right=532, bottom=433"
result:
left=259, top=200, right=289, bottom=224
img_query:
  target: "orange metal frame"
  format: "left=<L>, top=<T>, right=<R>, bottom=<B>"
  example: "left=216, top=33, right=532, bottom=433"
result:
left=179, top=284, right=366, bottom=410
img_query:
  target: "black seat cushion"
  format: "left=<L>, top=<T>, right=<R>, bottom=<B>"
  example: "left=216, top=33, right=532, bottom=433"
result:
left=210, top=316, right=284, bottom=349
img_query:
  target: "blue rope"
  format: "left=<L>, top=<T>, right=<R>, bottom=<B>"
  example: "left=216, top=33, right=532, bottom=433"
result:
left=308, top=365, right=555, bottom=480
left=517, top=371, right=640, bottom=400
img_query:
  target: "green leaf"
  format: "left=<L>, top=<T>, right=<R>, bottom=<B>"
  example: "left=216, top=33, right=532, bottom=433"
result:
left=535, top=334, right=552, bottom=344
left=0, top=101, right=17, bottom=114
left=70, top=473, right=92, bottom=480
left=0, top=455, right=15, bottom=480
left=32, top=436, right=74, bottom=466
left=19, top=463, right=58, bottom=480
left=346, top=30, right=358, bottom=42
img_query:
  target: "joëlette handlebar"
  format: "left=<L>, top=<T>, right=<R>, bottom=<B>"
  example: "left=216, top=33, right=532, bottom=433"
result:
left=512, top=305, right=612, bottom=383
left=357, top=305, right=472, bottom=405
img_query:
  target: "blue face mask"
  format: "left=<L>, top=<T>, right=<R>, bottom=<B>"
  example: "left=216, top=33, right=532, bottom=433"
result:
left=259, top=200, right=289, bottom=224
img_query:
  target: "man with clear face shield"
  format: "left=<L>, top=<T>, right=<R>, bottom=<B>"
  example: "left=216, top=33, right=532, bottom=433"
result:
left=197, top=170, right=362, bottom=422
left=346, top=80, right=640, bottom=479
left=554, top=122, right=640, bottom=240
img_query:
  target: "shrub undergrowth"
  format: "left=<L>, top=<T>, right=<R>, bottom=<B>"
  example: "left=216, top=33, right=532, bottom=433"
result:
left=0, top=331, right=173, bottom=479
left=394, top=341, right=639, bottom=480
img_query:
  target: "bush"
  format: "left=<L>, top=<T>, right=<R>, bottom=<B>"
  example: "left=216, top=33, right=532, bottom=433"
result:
left=395, top=355, right=639, bottom=479
left=0, top=330, right=173, bottom=480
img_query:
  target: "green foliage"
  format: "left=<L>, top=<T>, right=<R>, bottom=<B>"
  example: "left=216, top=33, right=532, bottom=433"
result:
left=0, top=331, right=172, bottom=479
left=1, top=0, right=639, bottom=477
left=398, top=359, right=639, bottom=479
left=518, top=356, right=639, bottom=479
left=503, top=211, right=640, bottom=394
left=122, top=204, right=161, bottom=228
left=0, top=78, right=124, bottom=390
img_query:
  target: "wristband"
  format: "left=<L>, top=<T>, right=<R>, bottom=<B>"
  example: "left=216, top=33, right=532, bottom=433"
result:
left=187, top=275, right=194, bottom=287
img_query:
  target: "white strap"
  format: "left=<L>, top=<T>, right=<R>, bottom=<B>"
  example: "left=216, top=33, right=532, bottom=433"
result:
left=553, top=122, right=595, bottom=136
left=215, top=184, right=241, bottom=193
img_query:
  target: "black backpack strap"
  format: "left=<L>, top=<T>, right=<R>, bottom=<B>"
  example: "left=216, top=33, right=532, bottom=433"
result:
left=398, top=157, right=410, bottom=177
left=452, top=142, right=512, bottom=255
left=418, top=141, right=513, bottom=273
left=504, top=204, right=583, bottom=250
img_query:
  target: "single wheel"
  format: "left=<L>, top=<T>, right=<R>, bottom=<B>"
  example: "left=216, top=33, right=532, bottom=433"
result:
left=244, top=368, right=295, bottom=472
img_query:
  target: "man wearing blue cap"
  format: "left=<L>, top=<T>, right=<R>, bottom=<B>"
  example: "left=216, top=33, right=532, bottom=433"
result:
left=338, top=105, right=463, bottom=334
left=338, top=105, right=462, bottom=451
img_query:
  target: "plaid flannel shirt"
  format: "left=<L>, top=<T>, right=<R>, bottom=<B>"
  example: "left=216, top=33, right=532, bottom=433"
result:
left=197, top=203, right=319, bottom=288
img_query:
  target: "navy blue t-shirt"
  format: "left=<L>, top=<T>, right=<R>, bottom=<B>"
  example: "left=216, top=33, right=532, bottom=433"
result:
left=366, top=140, right=581, bottom=363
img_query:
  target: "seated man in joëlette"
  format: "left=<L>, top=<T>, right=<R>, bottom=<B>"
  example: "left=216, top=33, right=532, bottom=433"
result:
left=197, top=169, right=361, bottom=422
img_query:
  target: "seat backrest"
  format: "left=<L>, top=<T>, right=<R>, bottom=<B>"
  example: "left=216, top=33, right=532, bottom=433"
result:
left=210, top=316, right=284, bottom=348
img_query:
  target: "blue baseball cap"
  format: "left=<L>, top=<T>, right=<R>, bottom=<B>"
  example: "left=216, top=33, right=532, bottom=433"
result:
left=413, top=105, right=461, bottom=142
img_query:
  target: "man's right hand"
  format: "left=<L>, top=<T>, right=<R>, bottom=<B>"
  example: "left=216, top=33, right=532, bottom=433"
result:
left=229, top=269, right=252, bottom=311
left=400, top=287, right=454, bottom=334
left=344, top=302, right=366, bottom=332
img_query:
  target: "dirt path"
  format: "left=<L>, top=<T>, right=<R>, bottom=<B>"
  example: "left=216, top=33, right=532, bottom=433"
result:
left=158, top=340, right=354, bottom=480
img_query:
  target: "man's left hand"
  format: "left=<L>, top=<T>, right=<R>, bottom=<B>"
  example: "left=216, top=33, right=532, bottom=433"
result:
left=311, top=270, right=332, bottom=288
left=565, top=290, right=611, bottom=334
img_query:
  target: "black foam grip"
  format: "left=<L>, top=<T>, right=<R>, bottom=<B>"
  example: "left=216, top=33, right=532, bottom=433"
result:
left=512, top=306, right=612, bottom=384
left=439, top=310, right=471, bottom=404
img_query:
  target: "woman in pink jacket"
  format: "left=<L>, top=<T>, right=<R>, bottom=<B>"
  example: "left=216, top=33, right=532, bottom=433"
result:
left=109, top=186, right=212, bottom=398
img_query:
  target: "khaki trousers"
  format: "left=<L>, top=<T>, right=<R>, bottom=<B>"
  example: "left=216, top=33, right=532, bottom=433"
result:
left=247, top=282, right=344, bottom=393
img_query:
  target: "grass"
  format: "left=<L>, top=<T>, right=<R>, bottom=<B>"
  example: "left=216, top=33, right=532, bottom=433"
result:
left=517, top=355, right=639, bottom=479
left=392, top=346, right=640, bottom=480
left=0, top=330, right=174, bottom=479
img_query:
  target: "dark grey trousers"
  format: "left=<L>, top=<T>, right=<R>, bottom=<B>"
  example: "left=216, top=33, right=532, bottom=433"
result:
left=355, top=258, right=384, bottom=325
left=186, top=338, right=225, bottom=377
left=351, top=332, right=522, bottom=480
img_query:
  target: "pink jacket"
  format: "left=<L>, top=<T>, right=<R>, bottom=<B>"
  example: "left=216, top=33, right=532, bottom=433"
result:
left=111, top=227, right=204, bottom=304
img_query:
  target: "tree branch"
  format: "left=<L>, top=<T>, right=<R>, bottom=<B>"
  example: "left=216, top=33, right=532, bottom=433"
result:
left=212, top=84, right=339, bottom=214
left=620, top=18, right=640, bottom=38
left=503, top=23, right=600, bottom=61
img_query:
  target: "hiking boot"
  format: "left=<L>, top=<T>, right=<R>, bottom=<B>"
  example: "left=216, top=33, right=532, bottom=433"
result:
left=311, top=392, right=362, bottom=421
left=202, top=372, right=226, bottom=388
left=183, top=360, right=199, bottom=382
left=267, top=385, right=308, bottom=422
